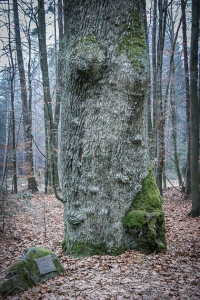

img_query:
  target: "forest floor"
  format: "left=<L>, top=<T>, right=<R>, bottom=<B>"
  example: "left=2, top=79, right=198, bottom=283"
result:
left=0, top=186, right=200, bottom=300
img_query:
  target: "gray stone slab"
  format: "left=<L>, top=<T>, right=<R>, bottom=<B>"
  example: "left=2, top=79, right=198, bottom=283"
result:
left=35, top=255, right=56, bottom=275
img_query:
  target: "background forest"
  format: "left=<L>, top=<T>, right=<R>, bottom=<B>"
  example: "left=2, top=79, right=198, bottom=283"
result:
left=0, top=0, right=199, bottom=214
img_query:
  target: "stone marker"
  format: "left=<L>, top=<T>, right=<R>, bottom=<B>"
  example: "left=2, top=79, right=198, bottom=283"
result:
left=35, top=255, right=56, bottom=275
left=0, top=246, right=65, bottom=298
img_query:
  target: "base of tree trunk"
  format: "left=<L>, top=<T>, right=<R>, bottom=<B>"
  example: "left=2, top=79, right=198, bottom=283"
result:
left=61, top=170, right=166, bottom=256
left=28, top=177, right=38, bottom=193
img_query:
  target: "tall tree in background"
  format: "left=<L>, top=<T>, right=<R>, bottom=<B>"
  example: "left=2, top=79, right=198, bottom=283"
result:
left=155, top=0, right=169, bottom=195
left=190, top=0, right=200, bottom=217
left=38, top=0, right=60, bottom=195
left=164, top=5, right=182, bottom=186
left=151, top=0, right=158, bottom=166
left=7, top=2, right=17, bottom=193
left=61, top=0, right=166, bottom=256
left=54, top=0, right=63, bottom=141
left=0, top=78, right=8, bottom=181
left=13, top=0, right=38, bottom=192
left=181, top=0, right=191, bottom=195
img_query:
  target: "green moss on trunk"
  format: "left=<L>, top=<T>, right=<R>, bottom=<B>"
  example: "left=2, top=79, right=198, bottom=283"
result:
left=61, top=238, right=126, bottom=257
left=117, top=10, right=148, bottom=70
left=122, top=169, right=167, bottom=253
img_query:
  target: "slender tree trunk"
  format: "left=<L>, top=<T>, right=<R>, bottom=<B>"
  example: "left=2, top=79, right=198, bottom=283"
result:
left=61, top=0, right=166, bottom=256
left=10, top=106, right=17, bottom=194
left=181, top=0, right=191, bottom=195
left=156, top=0, right=168, bottom=196
left=163, top=15, right=182, bottom=186
left=38, top=0, right=60, bottom=196
left=171, top=70, right=182, bottom=186
left=7, top=3, right=17, bottom=194
left=27, top=19, right=38, bottom=193
left=54, top=0, right=63, bottom=136
left=13, top=0, right=38, bottom=192
left=53, top=0, right=64, bottom=182
left=151, top=0, right=158, bottom=170
left=190, top=0, right=200, bottom=217
left=1, top=112, right=11, bottom=188
left=44, top=124, right=49, bottom=194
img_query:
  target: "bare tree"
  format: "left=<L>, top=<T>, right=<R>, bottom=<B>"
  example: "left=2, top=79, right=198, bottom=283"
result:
left=7, top=3, right=17, bottom=193
left=37, top=0, right=61, bottom=197
left=13, top=0, right=38, bottom=192
left=181, top=0, right=191, bottom=195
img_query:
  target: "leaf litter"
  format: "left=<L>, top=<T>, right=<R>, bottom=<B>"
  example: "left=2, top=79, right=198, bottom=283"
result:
left=0, top=188, right=200, bottom=299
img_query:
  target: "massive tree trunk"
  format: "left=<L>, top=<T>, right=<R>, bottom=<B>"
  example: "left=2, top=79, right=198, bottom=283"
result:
left=190, top=0, right=200, bottom=217
left=61, top=0, right=166, bottom=255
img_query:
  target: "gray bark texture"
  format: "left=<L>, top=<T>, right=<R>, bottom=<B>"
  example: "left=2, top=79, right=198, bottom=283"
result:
left=61, top=0, right=166, bottom=255
left=190, top=0, right=200, bottom=217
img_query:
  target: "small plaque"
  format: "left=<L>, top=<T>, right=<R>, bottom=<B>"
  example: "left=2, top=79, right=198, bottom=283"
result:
left=35, top=255, right=56, bottom=275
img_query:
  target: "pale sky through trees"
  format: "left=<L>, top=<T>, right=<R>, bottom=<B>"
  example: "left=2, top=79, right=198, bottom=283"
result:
left=0, top=0, right=55, bottom=71
left=0, top=1, right=192, bottom=71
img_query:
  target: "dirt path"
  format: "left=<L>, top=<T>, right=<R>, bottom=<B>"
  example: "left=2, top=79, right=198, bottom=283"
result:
left=0, top=189, right=200, bottom=299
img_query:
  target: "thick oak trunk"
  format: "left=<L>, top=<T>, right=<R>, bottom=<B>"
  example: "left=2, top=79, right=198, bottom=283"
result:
left=190, top=0, right=200, bottom=217
left=61, top=0, right=166, bottom=255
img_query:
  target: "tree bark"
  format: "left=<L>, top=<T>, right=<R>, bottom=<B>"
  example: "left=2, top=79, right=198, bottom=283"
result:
left=171, top=70, right=182, bottom=187
left=156, top=0, right=168, bottom=195
left=54, top=0, right=64, bottom=135
left=151, top=0, right=158, bottom=168
left=181, top=0, right=191, bottom=195
left=13, top=0, right=38, bottom=192
left=8, top=2, right=17, bottom=194
left=61, top=0, right=166, bottom=255
left=190, top=0, right=200, bottom=217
